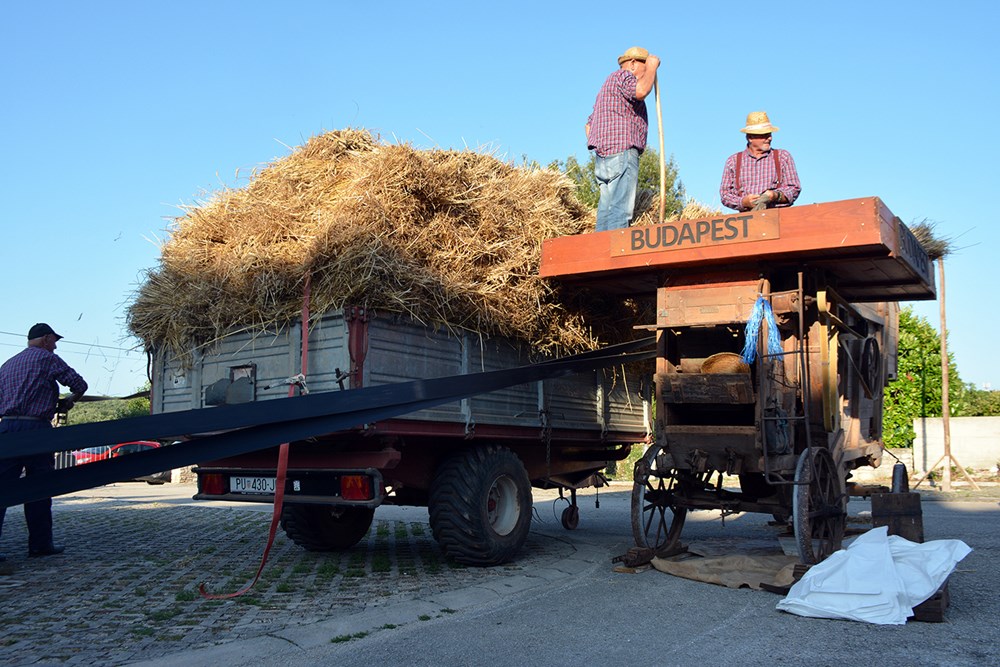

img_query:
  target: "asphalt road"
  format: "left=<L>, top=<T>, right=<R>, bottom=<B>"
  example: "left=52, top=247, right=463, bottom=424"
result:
left=2, top=483, right=997, bottom=667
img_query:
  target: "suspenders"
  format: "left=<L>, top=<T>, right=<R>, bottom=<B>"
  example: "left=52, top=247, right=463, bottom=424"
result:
left=734, top=149, right=782, bottom=195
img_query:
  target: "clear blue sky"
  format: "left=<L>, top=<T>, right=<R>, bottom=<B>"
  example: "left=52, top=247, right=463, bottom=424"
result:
left=2, top=1, right=997, bottom=396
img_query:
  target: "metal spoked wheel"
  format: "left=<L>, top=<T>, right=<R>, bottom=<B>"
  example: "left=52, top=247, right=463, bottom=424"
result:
left=793, top=447, right=847, bottom=564
left=631, top=444, right=687, bottom=555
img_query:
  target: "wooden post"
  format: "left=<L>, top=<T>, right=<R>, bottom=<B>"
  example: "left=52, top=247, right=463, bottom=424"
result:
left=912, top=258, right=979, bottom=490
left=939, top=259, right=952, bottom=491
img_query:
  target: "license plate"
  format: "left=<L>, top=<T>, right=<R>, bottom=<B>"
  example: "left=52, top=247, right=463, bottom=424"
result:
left=230, top=476, right=276, bottom=495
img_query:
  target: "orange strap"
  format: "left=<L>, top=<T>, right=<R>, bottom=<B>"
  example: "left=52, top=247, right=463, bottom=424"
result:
left=200, top=273, right=311, bottom=599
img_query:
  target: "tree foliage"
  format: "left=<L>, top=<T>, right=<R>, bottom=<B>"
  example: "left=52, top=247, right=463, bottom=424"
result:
left=66, top=385, right=150, bottom=427
left=882, top=307, right=964, bottom=447
left=961, top=385, right=1000, bottom=416
left=552, top=149, right=685, bottom=218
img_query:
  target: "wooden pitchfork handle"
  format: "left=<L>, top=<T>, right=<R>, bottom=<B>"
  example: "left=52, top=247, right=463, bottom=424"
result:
left=654, top=76, right=666, bottom=223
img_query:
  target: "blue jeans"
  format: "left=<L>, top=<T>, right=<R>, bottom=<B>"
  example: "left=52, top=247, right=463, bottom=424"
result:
left=0, top=420, right=55, bottom=552
left=594, top=148, right=640, bottom=232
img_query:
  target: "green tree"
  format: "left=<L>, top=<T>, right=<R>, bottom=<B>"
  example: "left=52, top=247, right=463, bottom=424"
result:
left=882, top=307, right=964, bottom=447
left=66, top=383, right=151, bottom=426
left=554, top=149, right=685, bottom=217
left=960, top=384, right=1000, bottom=416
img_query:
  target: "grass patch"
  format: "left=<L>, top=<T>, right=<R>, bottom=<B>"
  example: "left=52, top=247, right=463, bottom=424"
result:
left=376, top=521, right=390, bottom=537
left=418, top=614, right=432, bottom=621
left=148, top=609, right=180, bottom=622
left=380, top=623, right=398, bottom=630
left=175, top=590, right=197, bottom=602
left=331, top=631, right=369, bottom=644
left=317, top=561, right=340, bottom=578
left=276, top=582, right=295, bottom=593
left=371, top=553, right=391, bottom=573
left=394, top=522, right=408, bottom=539
left=409, top=522, right=425, bottom=536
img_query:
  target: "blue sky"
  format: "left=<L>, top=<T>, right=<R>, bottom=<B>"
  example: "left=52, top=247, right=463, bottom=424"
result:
left=2, top=1, right=997, bottom=396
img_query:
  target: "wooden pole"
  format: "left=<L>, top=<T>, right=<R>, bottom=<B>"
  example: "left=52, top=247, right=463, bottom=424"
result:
left=939, top=258, right=952, bottom=491
left=912, top=257, right=979, bottom=491
left=654, top=77, right=666, bottom=223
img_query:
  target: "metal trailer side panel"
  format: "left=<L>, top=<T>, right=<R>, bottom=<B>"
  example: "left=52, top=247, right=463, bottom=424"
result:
left=151, top=310, right=648, bottom=438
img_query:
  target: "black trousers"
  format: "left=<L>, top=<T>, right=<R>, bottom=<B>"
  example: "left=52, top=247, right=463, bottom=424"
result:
left=0, top=420, right=55, bottom=551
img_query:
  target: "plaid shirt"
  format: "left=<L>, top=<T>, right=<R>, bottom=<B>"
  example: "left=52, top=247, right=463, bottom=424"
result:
left=720, top=148, right=802, bottom=211
left=586, top=68, right=648, bottom=157
left=0, top=346, right=88, bottom=420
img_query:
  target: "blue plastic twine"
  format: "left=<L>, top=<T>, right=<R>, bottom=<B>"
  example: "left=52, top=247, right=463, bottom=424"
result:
left=740, top=296, right=783, bottom=365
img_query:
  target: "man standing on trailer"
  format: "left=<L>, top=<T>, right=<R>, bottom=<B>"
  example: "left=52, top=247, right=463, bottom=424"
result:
left=720, top=111, right=801, bottom=212
left=586, top=46, right=660, bottom=231
left=0, top=323, right=88, bottom=561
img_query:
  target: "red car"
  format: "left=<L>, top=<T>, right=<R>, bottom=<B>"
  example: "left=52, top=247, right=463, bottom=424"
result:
left=70, top=441, right=171, bottom=484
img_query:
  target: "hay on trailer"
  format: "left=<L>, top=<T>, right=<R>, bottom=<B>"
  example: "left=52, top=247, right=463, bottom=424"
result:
left=128, top=129, right=655, bottom=363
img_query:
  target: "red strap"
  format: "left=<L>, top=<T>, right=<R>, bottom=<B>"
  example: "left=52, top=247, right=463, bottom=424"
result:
left=735, top=150, right=783, bottom=197
left=200, top=273, right=311, bottom=600
left=735, top=152, right=742, bottom=195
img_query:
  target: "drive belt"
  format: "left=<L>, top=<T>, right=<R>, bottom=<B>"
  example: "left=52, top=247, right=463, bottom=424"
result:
left=0, top=338, right=655, bottom=508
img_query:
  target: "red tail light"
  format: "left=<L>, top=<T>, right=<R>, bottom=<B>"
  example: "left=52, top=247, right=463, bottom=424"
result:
left=201, top=473, right=226, bottom=495
left=341, top=474, right=373, bottom=501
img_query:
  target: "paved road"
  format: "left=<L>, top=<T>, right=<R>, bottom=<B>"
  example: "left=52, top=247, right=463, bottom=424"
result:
left=1, top=482, right=997, bottom=666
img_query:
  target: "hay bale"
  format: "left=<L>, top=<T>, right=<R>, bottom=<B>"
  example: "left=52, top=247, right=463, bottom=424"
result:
left=129, top=129, right=648, bottom=362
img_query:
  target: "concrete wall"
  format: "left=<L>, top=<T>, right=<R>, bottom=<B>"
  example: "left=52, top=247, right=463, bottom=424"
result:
left=911, top=416, right=1000, bottom=472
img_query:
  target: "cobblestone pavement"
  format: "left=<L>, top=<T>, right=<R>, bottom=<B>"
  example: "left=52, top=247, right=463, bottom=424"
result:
left=0, top=485, right=575, bottom=666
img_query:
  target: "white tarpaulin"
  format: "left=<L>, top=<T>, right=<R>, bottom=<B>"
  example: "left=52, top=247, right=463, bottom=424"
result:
left=776, top=526, right=971, bottom=624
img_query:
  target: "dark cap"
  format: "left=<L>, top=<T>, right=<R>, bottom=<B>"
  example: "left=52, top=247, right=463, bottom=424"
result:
left=28, top=323, right=62, bottom=340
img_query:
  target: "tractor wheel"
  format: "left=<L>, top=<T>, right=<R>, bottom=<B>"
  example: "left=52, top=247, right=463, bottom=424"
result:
left=428, top=445, right=532, bottom=566
left=280, top=504, right=374, bottom=552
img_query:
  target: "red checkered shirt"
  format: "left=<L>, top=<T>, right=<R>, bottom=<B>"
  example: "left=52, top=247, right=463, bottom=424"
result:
left=0, top=346, right=88, bottom=420
left=720, top=148, right=801, bottom=211
left=586, top=68, right=648, bottom=157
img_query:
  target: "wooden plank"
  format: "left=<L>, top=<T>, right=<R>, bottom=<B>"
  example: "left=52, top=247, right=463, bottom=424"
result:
left=659, top=373, right=755, bottom=404
left=872, top=492, right=924, bottom=543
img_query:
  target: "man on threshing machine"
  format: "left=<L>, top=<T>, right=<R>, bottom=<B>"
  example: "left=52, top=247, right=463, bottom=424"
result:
left=720, top=111, right=802, bottom=212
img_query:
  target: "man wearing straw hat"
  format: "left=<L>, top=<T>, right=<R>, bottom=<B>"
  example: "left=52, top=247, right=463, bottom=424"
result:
left=0, top=323, right=88, bottom=561
left=586, top=46, right=660, bottom=231
left=720, top=111, right=801, bottom=212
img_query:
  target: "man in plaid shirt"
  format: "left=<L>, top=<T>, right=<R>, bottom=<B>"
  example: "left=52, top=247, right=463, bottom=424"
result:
left=0, top=323, right=88, bottom=560
left=720, top=111, right=801, bottom=212
left=586, top=46, right=660, bottom=231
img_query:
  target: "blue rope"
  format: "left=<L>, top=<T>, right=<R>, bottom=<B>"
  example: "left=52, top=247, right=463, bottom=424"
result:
left=741, top=296, right=783, bottom=365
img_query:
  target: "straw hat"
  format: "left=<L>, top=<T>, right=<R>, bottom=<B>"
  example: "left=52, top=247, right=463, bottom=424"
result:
left=740, top=111, right=780, bottom=134
left=618, top=46, right=649, bottom=65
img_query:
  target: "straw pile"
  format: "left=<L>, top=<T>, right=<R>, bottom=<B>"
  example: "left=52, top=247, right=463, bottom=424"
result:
left=128, top=129, right=652, bottom=363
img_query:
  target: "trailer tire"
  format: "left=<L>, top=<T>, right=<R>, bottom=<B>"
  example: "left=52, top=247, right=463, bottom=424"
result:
left=280, top=504, right=374, bottom=552
left=428, top=445, right=532, bottom=566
